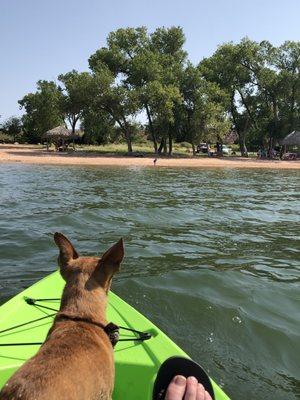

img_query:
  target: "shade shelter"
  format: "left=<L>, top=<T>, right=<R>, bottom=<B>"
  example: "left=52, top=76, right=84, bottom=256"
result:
left=281, top=131, right=300, bottom=146
left=43, top=126, right=75, bottom=151
left=281, top=130, right=300, bottom=159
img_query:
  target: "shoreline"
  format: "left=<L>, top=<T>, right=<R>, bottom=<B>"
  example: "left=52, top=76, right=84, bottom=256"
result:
left=0, top=144, right=299, bottom=169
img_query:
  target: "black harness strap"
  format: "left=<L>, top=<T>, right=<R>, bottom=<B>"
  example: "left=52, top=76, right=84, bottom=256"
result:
left=55, top=314, right=120, bottom=347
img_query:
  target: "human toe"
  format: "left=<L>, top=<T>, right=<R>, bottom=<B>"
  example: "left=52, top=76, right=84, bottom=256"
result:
left=184, top=376, right=198, bottom=399
left=196, top=383, right=205, bottom=399
left=165, top=375, right=187, bottom=400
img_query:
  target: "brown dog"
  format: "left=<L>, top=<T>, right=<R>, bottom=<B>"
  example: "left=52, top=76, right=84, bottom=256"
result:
left=0, top=233, right=124, bottom=400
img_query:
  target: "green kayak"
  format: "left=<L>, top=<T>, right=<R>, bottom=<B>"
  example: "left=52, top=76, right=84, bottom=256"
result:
left=0, top=271, right=230, bottom=399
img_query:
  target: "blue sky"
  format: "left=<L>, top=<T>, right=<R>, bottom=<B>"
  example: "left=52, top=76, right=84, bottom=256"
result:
left=1, top=0, right=299, bottom=121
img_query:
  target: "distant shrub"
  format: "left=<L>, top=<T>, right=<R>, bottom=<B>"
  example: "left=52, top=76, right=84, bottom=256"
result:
left=231, top=144, right=240, bottom=152
left=178, top=141, right=192, bottom=149
left=133, top=134, right=150, bottom=144
left=0, top=132, right=14, bottom=143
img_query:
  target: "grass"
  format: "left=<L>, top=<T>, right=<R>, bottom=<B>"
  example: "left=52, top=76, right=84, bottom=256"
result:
left=76, top=142, right=258, bottom=158
left=76, top=142, right=194, bottom=156
left=1, top=140, right=259, bottom=158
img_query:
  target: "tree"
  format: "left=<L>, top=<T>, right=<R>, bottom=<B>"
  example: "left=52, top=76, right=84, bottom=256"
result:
left=256, top=41, right=300, bottom=146
left=58, top=70, right=94, bottom=134
left=276, top=41, right=300, bottom=132
left=89, top=26, right=187, bottom=154
left=177, top=64, right=230, bottom=154
left=88, top=66, right=139, bottom=153
left=200, top=39, right=262, bottom=156
left=19, top=80, right=64, bottom=143
left=141, top=81, right=182, bottom=155
left=200, top=38, right=300, bottom=154
left=80, top=107, right=115, bottom=145
left=2, top=116, right=23, bottom=142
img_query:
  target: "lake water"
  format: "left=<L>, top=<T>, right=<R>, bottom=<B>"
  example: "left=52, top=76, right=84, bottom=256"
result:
left=0, top=163, right=299, bottom=399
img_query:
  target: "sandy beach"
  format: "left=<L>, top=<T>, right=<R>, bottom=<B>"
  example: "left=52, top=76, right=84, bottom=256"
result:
left=0, top=144, right=299, bottom=169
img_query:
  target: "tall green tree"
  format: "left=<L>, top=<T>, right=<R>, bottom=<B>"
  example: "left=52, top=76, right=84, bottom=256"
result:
left=89, top=26, right=187, bottom=154
left=177, top=64, right=230, bottom=153
left=200, top=39, right=262, bottom=155
left=256, top=41, right=300, bottom=145
left=58, top=70, right=94, bottom=134
left=142, top=27, right=187, bottom=154
left=1, top=116, right=23, bottom=142
left=143, top=81, right=182, bottom=155
left=88, top=66, right=139, bottom=153
left=277, top=41, right=300, bottom=132
left=19, top=80, right=64, bottom=143
left=80, top=107, right=115, bottom=145
left=200, top=38, right=300, bottom=153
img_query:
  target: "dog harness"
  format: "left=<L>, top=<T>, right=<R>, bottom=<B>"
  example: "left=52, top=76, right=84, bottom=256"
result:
left=56, top=314, right=120, bottom=347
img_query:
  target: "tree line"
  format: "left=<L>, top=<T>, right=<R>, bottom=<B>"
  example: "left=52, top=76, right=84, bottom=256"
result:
left=1, top=27, right=299, bottom=156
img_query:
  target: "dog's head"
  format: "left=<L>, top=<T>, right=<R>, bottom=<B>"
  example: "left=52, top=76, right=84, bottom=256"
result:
left=54, top=232, right=124, bottom=294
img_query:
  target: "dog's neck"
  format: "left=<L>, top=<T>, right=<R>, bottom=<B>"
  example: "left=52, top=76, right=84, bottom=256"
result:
left=58, top=279, right=108, bottom=326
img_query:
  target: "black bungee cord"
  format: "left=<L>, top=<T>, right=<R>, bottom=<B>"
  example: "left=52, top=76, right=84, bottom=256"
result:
left=0, top=297, right=152, bottom=347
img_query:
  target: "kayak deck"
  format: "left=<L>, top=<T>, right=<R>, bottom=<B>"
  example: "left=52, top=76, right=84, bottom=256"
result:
left=0, top=271, right=230, bottom=399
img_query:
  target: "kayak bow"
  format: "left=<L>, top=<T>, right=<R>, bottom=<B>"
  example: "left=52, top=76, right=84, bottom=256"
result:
left=0, top=271, right=230, bottom=399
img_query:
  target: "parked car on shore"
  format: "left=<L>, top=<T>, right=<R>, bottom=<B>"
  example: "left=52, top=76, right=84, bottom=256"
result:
left=197, top=143, right=231, bottom=155
left=197, top=143, right=208, bottom=153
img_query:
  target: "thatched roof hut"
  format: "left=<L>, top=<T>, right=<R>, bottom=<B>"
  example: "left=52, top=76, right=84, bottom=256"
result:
left=281, top=131, right=300, bottom=146
left=43, top=125, right=73, bottom=140
left=43, top=125, right=82, bottom=151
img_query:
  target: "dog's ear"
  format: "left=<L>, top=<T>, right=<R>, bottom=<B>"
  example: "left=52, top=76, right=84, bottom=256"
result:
left=101, top=238, right=124, bottom=269
left=54, top=232, right=79, bottom=265
left=98, top=238, right=124, bottom=276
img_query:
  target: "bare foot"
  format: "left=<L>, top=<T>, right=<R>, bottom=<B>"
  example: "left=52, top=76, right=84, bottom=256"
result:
left=165, top=375, right=213, bottom=400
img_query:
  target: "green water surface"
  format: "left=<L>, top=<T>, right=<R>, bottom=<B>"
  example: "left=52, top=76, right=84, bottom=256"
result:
left=0, top=164, right=299, bottom=399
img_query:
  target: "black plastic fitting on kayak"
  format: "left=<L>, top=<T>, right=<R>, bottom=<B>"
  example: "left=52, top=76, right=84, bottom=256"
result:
left=24, top=297, right=36, bottom=305
left=139, top=332, right=152, bottom=341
